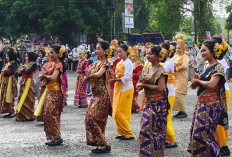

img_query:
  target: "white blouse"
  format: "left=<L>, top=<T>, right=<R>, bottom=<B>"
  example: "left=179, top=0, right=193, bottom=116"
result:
left=217, top=59, right=229, bottom=90
left=164, top=58, right=175, bottom=97
left=117, top=58, right=134, bottom=93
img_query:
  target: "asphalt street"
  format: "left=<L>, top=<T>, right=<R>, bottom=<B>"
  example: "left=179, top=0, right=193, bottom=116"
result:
left=0, top=72, right=231, bottom=157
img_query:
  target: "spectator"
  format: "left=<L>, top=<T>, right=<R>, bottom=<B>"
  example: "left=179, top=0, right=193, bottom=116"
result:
left=186, top=48, right=195, bottom=81
left=91, top=52, right=98, bottom=62
left=66, top=45, right=72, bottom=71
left=72, top=48, right=79, bottom=71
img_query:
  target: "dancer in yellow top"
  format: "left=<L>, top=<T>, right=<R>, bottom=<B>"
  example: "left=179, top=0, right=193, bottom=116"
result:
left=110, top=43, right=135, bottom=140
left=172, top=34, right=189, bottom=118
left=161, top=42, right=178, bottom=148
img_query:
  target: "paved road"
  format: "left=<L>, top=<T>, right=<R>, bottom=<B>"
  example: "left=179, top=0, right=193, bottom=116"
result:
left=0, top=72, right=232, bottom=157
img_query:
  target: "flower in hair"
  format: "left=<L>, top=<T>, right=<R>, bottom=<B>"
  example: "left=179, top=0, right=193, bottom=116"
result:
left=59, top=45, right=65, bottom=58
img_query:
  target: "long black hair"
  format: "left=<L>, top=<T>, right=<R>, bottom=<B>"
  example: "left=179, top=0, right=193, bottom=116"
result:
left=7, top=48, right=21, bottom=64
left=26, top=52, right=38, bottom=62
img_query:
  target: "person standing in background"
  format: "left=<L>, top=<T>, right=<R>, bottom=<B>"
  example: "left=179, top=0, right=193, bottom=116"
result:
left=172, top=34, right=189, bottom=118
left=72, top=48, right=79, bottom=72
left=187, top=48, right=195, bottom=81
left=66, top=44, right=72, bottom=71
left=74, top=46, right=89, bottom=108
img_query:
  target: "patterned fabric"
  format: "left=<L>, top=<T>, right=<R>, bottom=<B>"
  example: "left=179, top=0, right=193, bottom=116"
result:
left=0, top=76, right=17, bottom=114
left=16, top=78, right=36, bottom=121
left=61, top=72, right=68, bottom=107
left=132, top=62, right=143, bottom=112
left=139, top=99, right=168, bottom=157
left=85, top=91, right=111, bottom=146
left=187, top=102, right=221, bottom=156
left=87, top=60, right=110, bottom=97
left=85, top=60, right=111, bottom=146
left=43, top=90, right=63, bottom=140
left=74, top=58, right=89, bottom=107
left=140, top=65, right=167, bottom=100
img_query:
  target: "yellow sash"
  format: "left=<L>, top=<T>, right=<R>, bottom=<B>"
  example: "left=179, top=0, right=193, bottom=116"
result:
left=112, top=63, right=124, bottom=117
left=167, top=72, right=175, bottom=84
left=17, top=78, right=31, bottom=113
left=46, top=80, right=60, bottom=91
left=6, top=76, right=13, bottom=103
left=34, top=89, right=47, bottom=116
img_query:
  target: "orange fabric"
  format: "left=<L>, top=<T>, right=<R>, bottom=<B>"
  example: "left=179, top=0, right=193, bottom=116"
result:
left=113, top=63, right=124, bottom=117
left=140, top=91, right=145, bottom=111
left=167, top=72, right=175, bottom=84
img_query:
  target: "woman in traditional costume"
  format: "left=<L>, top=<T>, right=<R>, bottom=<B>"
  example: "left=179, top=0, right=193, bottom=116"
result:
left=0, top=48, right=18, bottom=118
left=212, top=36, right=230, bottom=156
left=172, top=33, right=189, bottom=118
left=16, top=52, right=37, bottom=121
left=137, top=45, right=168, bottom=157
left=131, top=46, right=143, bottom=113
left=84, top=40, right=111, bottom=153
left=161, top=43, right=178, bottom=148
left=110, top=43, right=135, bottom=140
left=140, top=42, right=152, bottom=111
left=107, top=39, right=121, bottom=101
left=188, top=39, right=228, bottom=156
left=74, top=45, right=89, bottom=108
left=35, top=52, right=52, bottom=122
left=39, top=45, right=65, bottom=146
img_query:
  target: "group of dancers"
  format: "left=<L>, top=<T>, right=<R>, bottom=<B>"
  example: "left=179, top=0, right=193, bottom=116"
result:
left=0, top=33, right=230, bottom=157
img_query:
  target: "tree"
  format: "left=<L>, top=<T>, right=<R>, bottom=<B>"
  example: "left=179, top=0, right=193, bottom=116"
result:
left=226, top=4, right=232, bottom=30
left=181, top=17, right=194, bottom=35
left=192, top=0, right=219, bottom=43
left=149, top=0, right=185, bottom=40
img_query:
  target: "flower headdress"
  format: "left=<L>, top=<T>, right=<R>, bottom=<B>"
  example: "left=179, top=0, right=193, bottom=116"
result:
left=145, top=42, right=152, bottom=53
left=174, top=33, right=187, bottom=47
left=10, top=47, right=17, bottom=54
left=214, top=40, right=228, bottom=59
left=128, top=47, right=133, bottom=58
left=159, top=48, right=167, bottom=62
left=169, top=45, right=175, bottom=58
left=132, top=46, right=140, bottom=56
left=174, top=33, right=187, bottom=55
left=59, top=45, right=65, bottom=58
left=108, top=39, right=118, bottom=58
